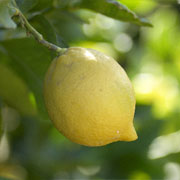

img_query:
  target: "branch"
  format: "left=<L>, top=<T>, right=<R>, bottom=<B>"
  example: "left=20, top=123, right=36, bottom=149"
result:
left=12, top=6, right=66, bottom=55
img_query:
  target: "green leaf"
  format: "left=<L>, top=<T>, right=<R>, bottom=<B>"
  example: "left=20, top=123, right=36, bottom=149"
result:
left=30, top=0, right=53, bottom=12
left=0, top=177, right=13, bottom=180
left=0, top=61, right=36, bottom=115
left=16, top=0, right=52, bottom=12
left=31, top=15, right=57, bottom=45
left=55, top=0, right=152, bottom=27
left=15, top=0, right=38, bottom=13
left=48, top=10, right=85, bottom=44
left=30, top=14, right=69, bottom=56
left=0, top=0, right=17, bottom=28
left=35, top=11, right=69, bottom=47
left=57, top=10, right=89, bottom=24
left=1, top=38, right=53, bottom=119
left=0, top=98, right=2, bottom=139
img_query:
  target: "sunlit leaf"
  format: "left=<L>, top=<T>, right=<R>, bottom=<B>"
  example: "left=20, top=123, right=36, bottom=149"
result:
left=55, top=0, right=152, bottom=27
left=0, top=0, right=16, bottom=28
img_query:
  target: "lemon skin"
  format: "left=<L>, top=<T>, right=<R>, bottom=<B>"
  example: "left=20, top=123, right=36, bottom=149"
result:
left=44, top=47, right=137, bottom=146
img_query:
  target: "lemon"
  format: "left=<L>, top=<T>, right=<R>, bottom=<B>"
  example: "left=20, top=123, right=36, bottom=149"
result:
left=44, top=47, right=137, bottom=146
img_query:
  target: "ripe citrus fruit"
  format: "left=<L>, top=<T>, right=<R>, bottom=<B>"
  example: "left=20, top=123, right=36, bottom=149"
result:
left=44, top=47, right=137, bottom=146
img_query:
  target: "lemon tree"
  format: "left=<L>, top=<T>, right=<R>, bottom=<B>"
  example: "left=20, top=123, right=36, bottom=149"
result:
left=0, top=0, right=148, bottom=147
left=0, top=0, right=162, bottom=179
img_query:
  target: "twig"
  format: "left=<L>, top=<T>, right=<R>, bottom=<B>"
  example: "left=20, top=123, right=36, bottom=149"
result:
left=12, top=4, right=66, bottom=55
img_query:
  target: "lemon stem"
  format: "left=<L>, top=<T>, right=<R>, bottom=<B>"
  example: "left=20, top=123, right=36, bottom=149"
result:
left=12, top=4, right=66, bottom=55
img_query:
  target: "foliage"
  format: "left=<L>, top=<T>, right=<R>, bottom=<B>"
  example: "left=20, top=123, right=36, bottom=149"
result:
left=0, top=0, right=180, bottom=180
left=0, top=0, right=16, bottom=28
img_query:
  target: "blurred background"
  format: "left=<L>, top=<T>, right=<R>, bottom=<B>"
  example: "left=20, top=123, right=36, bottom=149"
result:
left=0, top=0, right=180, bottom=179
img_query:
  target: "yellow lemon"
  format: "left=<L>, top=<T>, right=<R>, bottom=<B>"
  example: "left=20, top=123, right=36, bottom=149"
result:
left=44, top=47, right=137, bottom=146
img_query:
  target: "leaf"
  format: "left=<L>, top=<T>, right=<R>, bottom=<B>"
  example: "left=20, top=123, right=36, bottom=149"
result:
left=31, top=15, right=57, bottom=45
left=0, top=177, right=14, bottom=180
left=15, top=0, right=38, bottom=13
left=0, top=38, right=53, bottom=119
left=0, top=98, right=2, bottom=139
left=30, top=0, right=53, bottom=12
left=48, top=10, right=86, bottom=44
left=59, top=11, right=89, bottom=24
left=30, top=14, right=68, bottom=56
left=15, top=0, right=52, bottom=12
left=0, top=0, right=16, bottom=28
left=55, top=0, right=152, bottom=27
left=0, top=61, right=36, bottom=115
left=56, top=34, right=69, bottom=48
